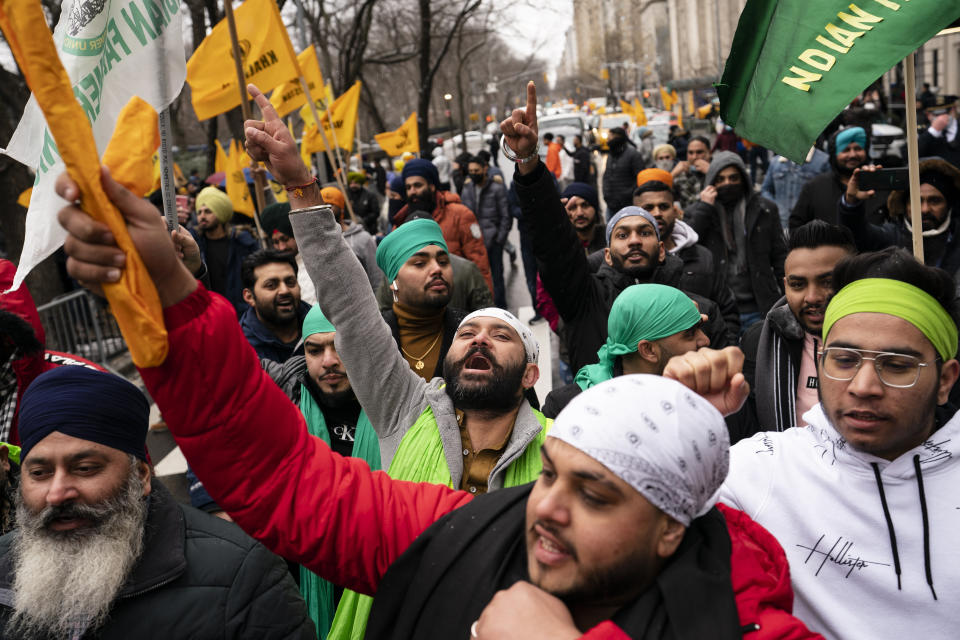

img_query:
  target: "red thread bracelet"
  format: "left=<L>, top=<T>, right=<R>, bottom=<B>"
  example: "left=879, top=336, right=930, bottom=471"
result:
left=285, top=177, right=319, bottom=197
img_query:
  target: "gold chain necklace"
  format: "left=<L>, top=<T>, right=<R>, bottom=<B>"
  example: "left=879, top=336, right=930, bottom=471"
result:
left=400, top=331, right=443, bottom=370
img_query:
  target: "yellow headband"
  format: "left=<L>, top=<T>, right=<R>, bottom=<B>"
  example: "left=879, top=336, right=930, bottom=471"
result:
left=823, top=278, right=958, bottom=361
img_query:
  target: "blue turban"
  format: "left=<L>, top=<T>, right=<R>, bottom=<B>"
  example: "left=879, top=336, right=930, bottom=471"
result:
left=401, top=159, right=440, bottom=188
left=18, top=367, right=149, bottom=462
left=376, top=218, right=449, bottom=282
left=389, top=175, right=404, bottom=194
left=606, top=206, right=660, bottom=246
left=835, top=127, right=867, bottom=155
left=561, top=182, right=600, bottom=213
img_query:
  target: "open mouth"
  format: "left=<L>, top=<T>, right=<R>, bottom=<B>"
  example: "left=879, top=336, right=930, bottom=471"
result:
left=47, top=516, right=92, bottom=531
left=533, top=524, right=573, bottom=564
left=843, top=410, right=888, bottom=430
left=464, top=352, right=493, bottom=372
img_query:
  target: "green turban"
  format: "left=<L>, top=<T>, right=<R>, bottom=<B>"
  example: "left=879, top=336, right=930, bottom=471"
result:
left=375, top=218, right=448, bottom=282
left=302, top=305, right=336, bottom=338
left=575, top=284, right=701, bottom=390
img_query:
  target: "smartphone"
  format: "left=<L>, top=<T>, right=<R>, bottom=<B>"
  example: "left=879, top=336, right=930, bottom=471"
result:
left=858, top=168, right=908, bottom=191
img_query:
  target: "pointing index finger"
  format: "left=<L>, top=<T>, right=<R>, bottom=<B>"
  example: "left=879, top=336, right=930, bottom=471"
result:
left=247, top=83, right=279, bottom=123
left=525, top=81, right=537, bottom=125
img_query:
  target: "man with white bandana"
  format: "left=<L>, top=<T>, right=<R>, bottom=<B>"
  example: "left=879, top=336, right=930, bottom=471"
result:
left=717, top=248, right=960, bottom=639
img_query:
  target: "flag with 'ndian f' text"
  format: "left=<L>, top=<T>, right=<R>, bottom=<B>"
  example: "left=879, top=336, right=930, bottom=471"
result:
left=270, top=44, right=325, bottom=118
left=0, top=0, right=185, bottom=294
left=187, top=0, right=299, bottom=121
left=718, top=0, right=959, bottom=163
left=374, top=112, right=419, bottom=156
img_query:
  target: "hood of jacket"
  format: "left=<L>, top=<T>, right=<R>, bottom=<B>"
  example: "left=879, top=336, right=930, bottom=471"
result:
left=764, top=296, right=806, bottom=342
left=669, top=219, right=699, bottom=253
left=0, top=260, right=46, bottom=392
left=703, top=151, right=753, bottom=198
left=239, top=302, right=311, bottom=350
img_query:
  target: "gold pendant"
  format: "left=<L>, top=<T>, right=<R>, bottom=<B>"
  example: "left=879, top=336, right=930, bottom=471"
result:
left=415, top=360, right=425, bottom=370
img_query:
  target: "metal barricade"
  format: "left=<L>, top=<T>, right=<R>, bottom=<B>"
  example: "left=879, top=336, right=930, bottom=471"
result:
left=36, top=290, right=127, bottom=364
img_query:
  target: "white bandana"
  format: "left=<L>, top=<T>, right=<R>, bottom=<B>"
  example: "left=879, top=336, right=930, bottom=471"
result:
left=550, top=375, right=729, bottom=526
left=459, top=308, right=539, bottom=364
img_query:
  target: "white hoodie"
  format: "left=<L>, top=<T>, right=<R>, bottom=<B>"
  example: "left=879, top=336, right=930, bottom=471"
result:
left=720, top=404, right=960, bottom=640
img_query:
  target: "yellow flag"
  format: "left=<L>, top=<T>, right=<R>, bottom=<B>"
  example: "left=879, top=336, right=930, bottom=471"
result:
left=374, top=112, right=419, bottom=156
left=16, top=187, right=31, bottom=209
left=227, top=140, right=255, bottom=217
left=659, top=86, right=673, bottom=110
left=0, top=0, right=166, bottom=366
left=215, top=139, right=229, bottom=174
left=301, top=81, right=362, bottom=154
left=269, top=178, right=289, bottom=203
left=618, top=99, right=634, bottom=116
left=102, top=97, right=160, bottom=197
left=269, top=45, right=325, bottom=118
left=187, top=0, right=300, bottom=121
left=632, top=98, right=647, bottom=127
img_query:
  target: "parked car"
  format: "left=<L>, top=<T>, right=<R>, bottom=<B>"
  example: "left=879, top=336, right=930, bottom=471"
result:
left=538, top=113, right=592, bottom=157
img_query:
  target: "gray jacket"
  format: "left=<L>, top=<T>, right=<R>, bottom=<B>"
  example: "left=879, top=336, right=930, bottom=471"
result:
left=289, top=208, right=545, bottom=488
left=459, top=178, right=512, bottom=246
left=342, top=221, right=383, bottom=291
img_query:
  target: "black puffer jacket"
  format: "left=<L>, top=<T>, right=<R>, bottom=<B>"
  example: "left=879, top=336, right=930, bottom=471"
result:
left=685, top=154, right=787, bottom=315
left=515, top=162, right=731, bottom=372
left=601, top=145, right=645, bottom=215
left=0, top=481, right=313, bottom=639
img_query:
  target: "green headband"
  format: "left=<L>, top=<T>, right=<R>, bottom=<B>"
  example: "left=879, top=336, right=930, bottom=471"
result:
left=376, top=218, right=449, bottom=282
left=823, top=278, right=958, bottom=361
left=302, top=305, right=335, bottom=338
left=574, top=284, right=701, bottom=390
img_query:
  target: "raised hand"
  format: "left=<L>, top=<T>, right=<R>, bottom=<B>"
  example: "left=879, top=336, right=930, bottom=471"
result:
left=56, top=168, right=197, bottom=308
left=663, top=346, right=749, bottom=417
left=244, top=84, right=313, bottom=187
left=499, top=82, right=540, bottom=174
left=845, top=165, right=879, bottom=205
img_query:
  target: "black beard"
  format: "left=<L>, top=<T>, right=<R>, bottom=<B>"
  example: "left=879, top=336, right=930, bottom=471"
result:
left=443, top=346, right=526, bottom=415
left=610, top=251, right=657, bottom=281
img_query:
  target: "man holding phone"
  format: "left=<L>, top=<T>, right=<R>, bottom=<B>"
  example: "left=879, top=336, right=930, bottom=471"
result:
left=838, top=158, right=960, bottom=280
left=919, top=96, right=959, bottom=168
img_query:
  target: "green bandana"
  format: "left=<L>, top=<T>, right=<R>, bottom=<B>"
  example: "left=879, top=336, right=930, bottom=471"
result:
left=823, top=278, right=959, bottom=361
left=575, top=284, right=701, bottom=390
left=375, top=218, right=448, bottom=282
left=303, top=305, right=336, bottom=337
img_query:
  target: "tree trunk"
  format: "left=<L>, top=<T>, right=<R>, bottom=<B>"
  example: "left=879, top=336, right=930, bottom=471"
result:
left=417, top=0, right=432, bottom=152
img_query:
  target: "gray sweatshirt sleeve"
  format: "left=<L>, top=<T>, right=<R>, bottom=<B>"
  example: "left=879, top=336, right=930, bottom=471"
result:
left=289, top=208, right=427, bottom=441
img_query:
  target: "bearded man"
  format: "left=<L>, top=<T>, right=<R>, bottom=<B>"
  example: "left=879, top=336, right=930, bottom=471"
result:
left=0, top=366, right=312, bottom=639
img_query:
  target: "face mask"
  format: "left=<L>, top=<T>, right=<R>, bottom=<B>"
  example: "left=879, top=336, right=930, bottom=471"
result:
left=608, top=138, right=626, bottom=153
left=468, top=173, right=483, bottom=183
left=655, top=159, right=674, bottom=171
left=716, top=184, right=742, bottom=206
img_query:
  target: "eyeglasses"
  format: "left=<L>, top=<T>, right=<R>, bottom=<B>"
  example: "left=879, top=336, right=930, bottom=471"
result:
left=820, top=347, right=935, bottom=389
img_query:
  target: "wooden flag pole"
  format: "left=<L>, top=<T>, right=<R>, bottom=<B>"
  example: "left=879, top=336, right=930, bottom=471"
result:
left=298, top=77, right=357, bottom=223
left=903, top=52, right=924, bottom=262
left=224, top=0, right=268, bottom=246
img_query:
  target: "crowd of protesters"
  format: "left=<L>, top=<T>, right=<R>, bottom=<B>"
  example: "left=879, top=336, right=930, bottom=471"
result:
left=0, top=77, right=958, bottom=640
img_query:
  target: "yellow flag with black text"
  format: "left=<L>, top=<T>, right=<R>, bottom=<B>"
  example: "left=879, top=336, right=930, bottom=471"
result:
left=269, top=45, right=325, bottom=118
left=226, top=140, right=254, bottom=217
left=374, top=112, right=419, bottom=156
left=301, top=81, right=362, bottom=154
left=187, top=0, right=300, bottom=121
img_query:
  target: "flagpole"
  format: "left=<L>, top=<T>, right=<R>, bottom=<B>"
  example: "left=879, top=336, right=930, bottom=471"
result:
left=157, top=109, right=178, bottom=231
left=903, top=52, right=924, bottom=262
left=298, top=78, right=358, bottom=223
left=223, top=0, right=268, bottom=246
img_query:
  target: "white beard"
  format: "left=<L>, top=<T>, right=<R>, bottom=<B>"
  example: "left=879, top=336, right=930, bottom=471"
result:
left=7, top=464, right=148, bottom=639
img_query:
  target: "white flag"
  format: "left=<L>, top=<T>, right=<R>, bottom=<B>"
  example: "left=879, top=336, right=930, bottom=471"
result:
left=0, top=0, right=186, bottom=291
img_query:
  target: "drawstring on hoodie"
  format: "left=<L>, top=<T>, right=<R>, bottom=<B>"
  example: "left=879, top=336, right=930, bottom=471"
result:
left=912, top=455, right=938, bottom=600
left=870, top=459, right=937, bottom=599
left=870, top=463, right=902, bottom=590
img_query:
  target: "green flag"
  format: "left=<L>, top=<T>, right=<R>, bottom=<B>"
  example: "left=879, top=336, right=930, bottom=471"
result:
left=718, top=0, right=959, bottom=163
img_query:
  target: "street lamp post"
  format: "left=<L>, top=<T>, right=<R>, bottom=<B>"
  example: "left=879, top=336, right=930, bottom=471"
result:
left=444, top=93, right=463, bottom=155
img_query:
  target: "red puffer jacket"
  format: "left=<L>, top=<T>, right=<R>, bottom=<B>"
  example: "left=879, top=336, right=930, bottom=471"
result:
left=140, top=285, right=822, bottom=640
left=0, top=260, right=103, bottom=445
